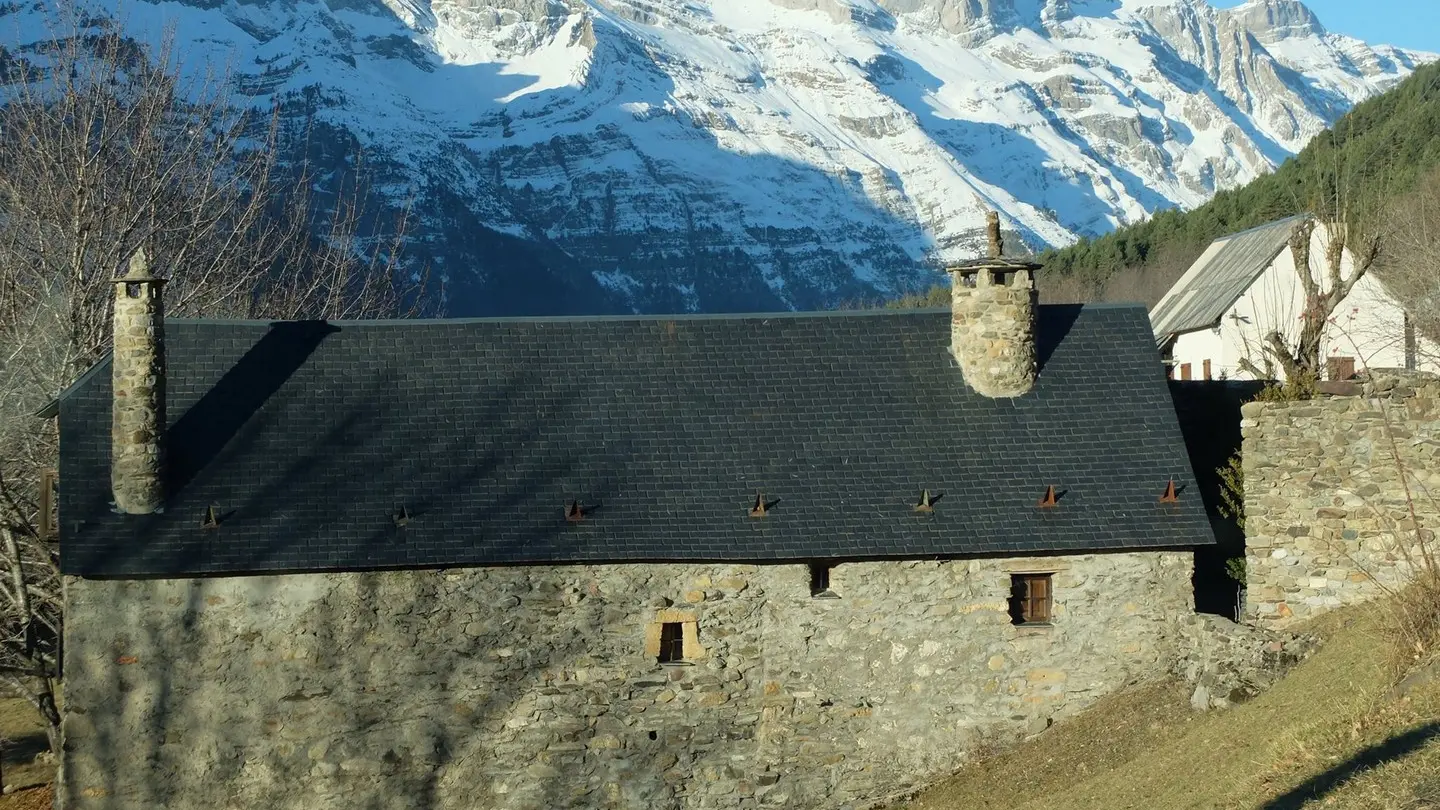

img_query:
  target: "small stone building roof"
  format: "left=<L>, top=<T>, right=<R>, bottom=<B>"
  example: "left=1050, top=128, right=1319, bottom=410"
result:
left=58, top=305, right=1213, bottom=577
left=1149, top=215, right=1307, bottom=341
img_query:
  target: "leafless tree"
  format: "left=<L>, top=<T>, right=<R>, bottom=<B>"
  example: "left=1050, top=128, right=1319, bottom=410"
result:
left=1228, top=120, right=1397, bottom=383
left=1242, top=216, right=1380, bottom=381
left=0, top=16, right=433, bottom=750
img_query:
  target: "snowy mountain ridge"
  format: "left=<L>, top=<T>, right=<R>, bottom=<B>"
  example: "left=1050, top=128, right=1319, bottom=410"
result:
left=4, top=0, right=1433, bottom=314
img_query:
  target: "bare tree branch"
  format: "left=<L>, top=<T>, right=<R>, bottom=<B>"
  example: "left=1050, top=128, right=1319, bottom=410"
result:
left=0, top=10, right=439, bottom=748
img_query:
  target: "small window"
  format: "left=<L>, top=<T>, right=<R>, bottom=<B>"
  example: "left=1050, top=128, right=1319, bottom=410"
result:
left=810, top=564, right=838, bottom=598
left=646, top=611, right=705, bottom=664
left=1327, top=356, right=1356, bottom=381
left=1009, top=574, right=1053, bottom=625
left=1179, top=363, right=1192, bottom=381
left=1203, top=359, right=1212, bottom=381
left=657, top=622, right=685, bottom=664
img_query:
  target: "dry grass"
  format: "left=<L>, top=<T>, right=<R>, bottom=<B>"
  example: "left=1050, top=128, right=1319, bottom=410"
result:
left=893, top=604, right=1440, bottom=810
left=0, top=695, right=52, bottom=804
left=0, top=785, right=51, bottom=810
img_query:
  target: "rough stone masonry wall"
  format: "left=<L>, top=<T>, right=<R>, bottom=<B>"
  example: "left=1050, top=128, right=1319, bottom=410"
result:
left=1173, top=614, right=1318, bottom=711
left=109, top=270, right=165, bottom=516
left=948, top=268, right=1036, bottom=398
left=62, top=551, right=1191, bottom=810
left=1243, top=382, right=1440, bottom=628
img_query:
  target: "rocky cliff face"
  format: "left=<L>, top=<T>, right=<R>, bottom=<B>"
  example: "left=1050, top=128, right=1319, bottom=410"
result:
left=3, top=0, right=1430, bottom=314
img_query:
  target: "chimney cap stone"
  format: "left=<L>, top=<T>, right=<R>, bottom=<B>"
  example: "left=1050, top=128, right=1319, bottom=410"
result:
left=946, top=257, right=1043, bottom=273
left=114, top=247, right=166, bottom=285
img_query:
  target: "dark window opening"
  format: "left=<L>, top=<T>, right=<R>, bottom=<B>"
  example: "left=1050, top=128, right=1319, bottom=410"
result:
left=810, top=564, right=838, bottom=598
left=125, top=282, right=143, bottom=298
left=1009, top=574, right=1053, bottom=625
left=657, top=622, right=685, bottom=664
left=648, top=731, right=658, bottom=741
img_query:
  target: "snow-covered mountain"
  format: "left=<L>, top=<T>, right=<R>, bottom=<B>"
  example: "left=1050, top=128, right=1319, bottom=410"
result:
left=4, top=0, right=1432, bottom=314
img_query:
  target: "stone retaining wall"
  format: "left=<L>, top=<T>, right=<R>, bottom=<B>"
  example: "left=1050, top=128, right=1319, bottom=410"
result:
left=1173, top=614, right=1318, bottom=710
left=62, top=551, right=1192, bottom=809
left=1242, top=381, right=1440, bottom=628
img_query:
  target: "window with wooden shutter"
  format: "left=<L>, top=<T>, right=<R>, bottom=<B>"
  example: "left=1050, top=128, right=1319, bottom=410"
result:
left=1179, top=363, right=1192, bottom=381
left=1327, top=356, right=1356, bottom=381
left=1009, top=574, right=1053, bottom=625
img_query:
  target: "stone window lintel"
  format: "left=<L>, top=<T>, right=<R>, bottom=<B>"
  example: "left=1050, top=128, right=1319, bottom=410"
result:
left=1000, top=559, right=1070, bottom=573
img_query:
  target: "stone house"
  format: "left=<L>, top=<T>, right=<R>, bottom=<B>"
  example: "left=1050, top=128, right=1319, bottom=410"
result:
left=1150, top=215, right=1440, bottom=382
left=55, top=247, right=1214, bottom=808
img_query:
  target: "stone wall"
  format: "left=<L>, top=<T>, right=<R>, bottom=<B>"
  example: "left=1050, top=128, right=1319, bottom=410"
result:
left=1242, top=381, right=1440, bottom=628
left=1173, top=614, right=1318, bottom=710
left=62, top=550, right=1192, bottom=810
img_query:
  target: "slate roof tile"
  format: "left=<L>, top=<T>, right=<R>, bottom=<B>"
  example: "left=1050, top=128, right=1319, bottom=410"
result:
left=58, top=304, right=1213, bottom=577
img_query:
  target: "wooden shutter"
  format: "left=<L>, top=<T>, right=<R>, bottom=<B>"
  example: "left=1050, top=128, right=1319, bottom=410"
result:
left=1179, top=363, right=1192, bottom=381
left=1327, top=356, right=1356, bottom=381
left=1026, top=575, right=1052, bottom=623
left=39, top=469, right=57, bottom=540
left=1010, top=574, right=1054, bottom=624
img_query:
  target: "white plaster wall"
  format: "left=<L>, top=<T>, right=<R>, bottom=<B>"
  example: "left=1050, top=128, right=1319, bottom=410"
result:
left=1169, top=329, right=1224, bottom=379
left=1328, top=274, right=1440, bottom=373
left=1166, top=223, right=1437, bottom=381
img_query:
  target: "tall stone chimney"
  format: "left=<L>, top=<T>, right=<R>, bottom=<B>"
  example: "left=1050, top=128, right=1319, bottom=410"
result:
left=111, top=248, right=166, bottom=514
left=947, top=212, right=1041, bottom=398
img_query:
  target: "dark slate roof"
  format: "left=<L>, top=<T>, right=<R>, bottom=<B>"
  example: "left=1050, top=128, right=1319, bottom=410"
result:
left=58, top=305, right=1214, bottom=578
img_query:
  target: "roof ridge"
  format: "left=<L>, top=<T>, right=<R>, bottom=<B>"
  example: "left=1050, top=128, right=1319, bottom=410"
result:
left=1214, top=213, right=1311, bottom=242
left=167, top=301, right=1146, bottom=328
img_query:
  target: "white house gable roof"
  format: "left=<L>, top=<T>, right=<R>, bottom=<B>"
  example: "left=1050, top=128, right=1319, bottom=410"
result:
left=1150, top=215, right=1308, bottom=341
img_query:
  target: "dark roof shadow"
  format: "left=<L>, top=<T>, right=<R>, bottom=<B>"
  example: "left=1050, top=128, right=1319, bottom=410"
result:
left=1261, top=721, right=1440, bottom=810
left=165, top=321, right=340, bottom=499
left=1036, top=304, right=1084, bottom=374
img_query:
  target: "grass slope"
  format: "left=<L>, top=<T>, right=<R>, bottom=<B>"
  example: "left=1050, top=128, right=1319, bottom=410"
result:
left=893, top=605, right=1440, bottom=810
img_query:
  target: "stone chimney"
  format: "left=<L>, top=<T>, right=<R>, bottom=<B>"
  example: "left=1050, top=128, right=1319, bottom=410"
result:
left=111, top=248, right=166, bottom=514
left=947, top=212, right=1041, bottom=398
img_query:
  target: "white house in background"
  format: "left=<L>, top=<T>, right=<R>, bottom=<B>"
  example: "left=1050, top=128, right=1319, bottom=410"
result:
left=1149, top=215, right=1440, bottom=382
